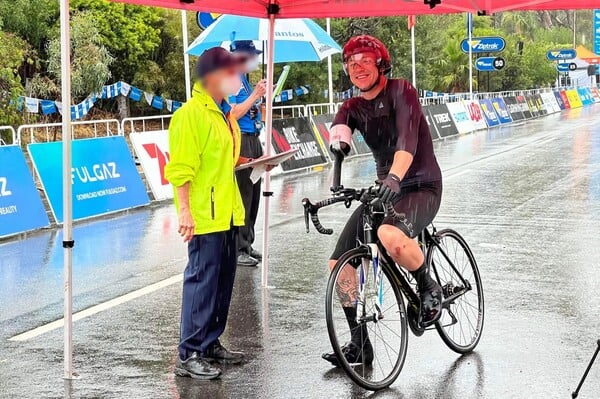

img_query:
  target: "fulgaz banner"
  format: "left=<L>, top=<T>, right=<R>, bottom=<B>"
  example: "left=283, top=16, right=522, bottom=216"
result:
left=28, top=136, right=150, bottom=223
left=271, top=118, right=328, bottom=171
left=490, top=98, right=513, bottom=124
left=0, top=145, right=49, bottom=237
left=478, top=99, right=501, bottom=127
left=446, top=101, right=475, bottom=134
left=130, top=131, right=173, bottom=201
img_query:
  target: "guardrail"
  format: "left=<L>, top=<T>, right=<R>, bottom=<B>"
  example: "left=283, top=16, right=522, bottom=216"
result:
left=306, top=103, right=337, bottom=116
left=0, top=126, right=17, bottom=145
left=121, top=115, right=173, bottom=135
left=17, top=119, right=121, bottom=145
left=272, top=105, right=306, bottom=119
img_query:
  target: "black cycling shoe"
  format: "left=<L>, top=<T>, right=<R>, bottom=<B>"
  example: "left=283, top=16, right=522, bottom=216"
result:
left=250, top=247, right=262, bottom=260
left=322, top=340, right=374, bottom=367
left=175, top=352, right=222, bottom=380
left=204, top=341, right=245, bottom=365
left=419, top=281, right=443, bottom=327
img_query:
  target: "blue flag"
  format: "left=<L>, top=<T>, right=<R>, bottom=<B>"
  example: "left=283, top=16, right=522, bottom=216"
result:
left=129, top=87, right=142, bottom=102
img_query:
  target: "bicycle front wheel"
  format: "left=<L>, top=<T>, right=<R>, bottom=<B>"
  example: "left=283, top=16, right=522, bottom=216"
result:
left=427, top=229, right=484, bottom=354
left=325, top=247, right=408, bottom=391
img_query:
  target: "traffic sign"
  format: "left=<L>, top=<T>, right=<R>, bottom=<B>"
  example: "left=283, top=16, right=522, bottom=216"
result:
left=475, top=57, right=505, bottom=72
left=546, top=49, right=577, bottom=61
left=461, top=37, right=506, bottom=53
left=556, top=63, right=578, bottom=73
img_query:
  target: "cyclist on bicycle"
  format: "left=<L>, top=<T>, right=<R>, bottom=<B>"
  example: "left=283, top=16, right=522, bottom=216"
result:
left=323, top=35, right=443, bottom=366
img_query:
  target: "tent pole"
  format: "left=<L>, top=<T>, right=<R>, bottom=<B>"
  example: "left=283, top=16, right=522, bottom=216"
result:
left=59, top=0, right=75, bottom=379
left=261, top=12, right=276, bottom=288
left=410, top=23, right=416, bottom=88
left=181, top=11, right=192, bottom=100
left=326, top=18, right=334, bottom=113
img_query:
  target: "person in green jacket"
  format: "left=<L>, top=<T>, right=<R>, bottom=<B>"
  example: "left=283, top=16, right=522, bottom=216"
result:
left=165, top=47, right=250, bottom=380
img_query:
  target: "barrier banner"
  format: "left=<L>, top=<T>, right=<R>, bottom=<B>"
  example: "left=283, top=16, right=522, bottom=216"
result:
left=28, top=136, right=150, bottom=223
left=516, top=95, right=533, bottom=118
left=351, top=130, right=372, bottom=155
left=553, top=91, right=566, bottom=110
left=130, top=130, right=173, bottom=201
left=566, top=89, right=583, bottom=108
left=590, top=87, right=600, bottom=103
left=426, top=104, right=458, bottom=137
left=540, top=92, right=560, bottom=113
left=577, top=87, right=594, bottom=106
left=422, top=106, right=441, bottom=139
left=446, top=101, right=475, bottom=134
left=525, top=95, right=540, bottom=118
left=534, top=94, right=548, bottom=116
left=271, top=117, right=328, bottom=171
left=502, top=97, right=525, bottom=121
left=559, top=90, right=571, bottom=109
left=478, top=99, right=501, bottom=127
left=490, top=98, right=513, bottom=124
left=0, top=145, right=49, bottom=237
left=462, top=100, right=487, bottom=131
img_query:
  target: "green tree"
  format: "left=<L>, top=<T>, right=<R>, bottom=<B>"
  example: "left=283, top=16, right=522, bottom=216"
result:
left=0, top=31, right=27, bottom=129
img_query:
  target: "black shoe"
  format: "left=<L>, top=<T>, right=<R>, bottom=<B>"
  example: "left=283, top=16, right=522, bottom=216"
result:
left=174, top=352, right=221, bottom=380
left=204, top=341, right=245, bottom=365
left=237, top=253, right=258, bottom=267
left=419, top=281, right=443, bottom=327
left=322, top=340, right=373, bottom=367
left=250, top=247, right=262, bottom=260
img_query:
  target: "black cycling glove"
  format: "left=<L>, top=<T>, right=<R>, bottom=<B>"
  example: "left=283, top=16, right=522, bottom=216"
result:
left=378, top=173, right=401, bottom=203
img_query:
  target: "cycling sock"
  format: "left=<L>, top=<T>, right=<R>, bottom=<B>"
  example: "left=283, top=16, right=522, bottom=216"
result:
left=343, top=306, right=369, bottom=345
left=411, top=263, right=436, bottom=292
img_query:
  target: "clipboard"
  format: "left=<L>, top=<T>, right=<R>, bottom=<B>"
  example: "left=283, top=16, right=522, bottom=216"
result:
left=235, top=149, right=298, bottom=171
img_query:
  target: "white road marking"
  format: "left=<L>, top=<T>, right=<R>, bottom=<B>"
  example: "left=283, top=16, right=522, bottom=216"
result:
left=8, top=274, right=183, bottom=342
left=445, top=169, right=472, bottom=180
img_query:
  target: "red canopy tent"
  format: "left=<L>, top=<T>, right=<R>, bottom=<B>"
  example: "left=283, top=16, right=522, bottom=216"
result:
left=57, top=0, right=600, bottom=379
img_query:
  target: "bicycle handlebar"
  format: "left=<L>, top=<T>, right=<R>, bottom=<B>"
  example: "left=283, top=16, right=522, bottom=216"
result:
left=302, top=195, right=348, bottom=235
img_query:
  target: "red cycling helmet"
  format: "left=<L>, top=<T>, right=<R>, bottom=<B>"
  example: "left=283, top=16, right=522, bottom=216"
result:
left=342, top=35, right=392, bottom=75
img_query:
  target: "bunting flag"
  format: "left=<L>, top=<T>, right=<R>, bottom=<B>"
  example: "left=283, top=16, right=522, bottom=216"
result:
left=129, top=86, right=142, bottom=102
left=25, top=97, right=39, bottom=113
left=408, top=15, right=416, bottom=31
left=120, top=82, right=131, bottom=97
left=144, top=92, right=154, bottom=106
left=274, top=85, right=310, bottom=103
left=151, top=96, right=164, bottom=110
left=40, top=100, right=57, bottom=115
left=172, top=101, right=183, bottom=112
left=166, top=99, right=173, bottom=112
left=55, top=101, right=63, bottom=115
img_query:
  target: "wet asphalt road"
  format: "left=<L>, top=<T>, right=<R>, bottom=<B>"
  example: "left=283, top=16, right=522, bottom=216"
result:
left=1, top=105, right=600, bottom=398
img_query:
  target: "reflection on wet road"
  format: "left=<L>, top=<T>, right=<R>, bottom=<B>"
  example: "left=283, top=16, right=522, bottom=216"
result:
left=1, top=106, right=600, bottom=398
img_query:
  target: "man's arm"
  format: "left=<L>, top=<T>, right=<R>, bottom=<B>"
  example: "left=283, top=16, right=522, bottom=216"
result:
left=230, top=79, right=267, bottom=120
left=175, top=182, right=194, bottom=242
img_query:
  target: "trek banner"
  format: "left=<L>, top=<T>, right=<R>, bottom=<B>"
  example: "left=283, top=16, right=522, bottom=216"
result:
left=426, top=104, right=458, bottom=137
left=502, top=97, right=525, bottom=121
left=130, top=131, right=173, bottom=200
left=271, top=118, right=328, bottom=171
left=478, top=99, right=501, bottom=127
left=490, top=98, right=513, bottom=124
left=422, top=106, right=441, bottom=139
left=28, top=136, right=150, bottom=223
left=0, top=145, right=49, bottom=237
left=516, top=95, right=533, bottom=119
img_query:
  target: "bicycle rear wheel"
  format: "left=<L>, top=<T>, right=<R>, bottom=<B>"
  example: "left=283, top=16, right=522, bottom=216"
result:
left=427, top=229, right=484, bottom=354
left=325, top=247, right=408, bottom=391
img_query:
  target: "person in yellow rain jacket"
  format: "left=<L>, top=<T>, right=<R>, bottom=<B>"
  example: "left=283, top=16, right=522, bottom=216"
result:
left=165, top=47, right=249, bottom=380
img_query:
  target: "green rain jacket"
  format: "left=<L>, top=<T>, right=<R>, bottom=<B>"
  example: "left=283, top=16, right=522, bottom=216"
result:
left=165, top=82, right=245, bottom=235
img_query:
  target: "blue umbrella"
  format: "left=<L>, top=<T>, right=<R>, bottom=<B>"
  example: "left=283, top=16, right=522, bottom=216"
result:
left=187, top=15, right=341, bottom=63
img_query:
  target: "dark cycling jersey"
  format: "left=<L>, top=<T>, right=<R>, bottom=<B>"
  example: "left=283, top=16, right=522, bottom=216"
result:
left=332, top=79, right=442, bottom=185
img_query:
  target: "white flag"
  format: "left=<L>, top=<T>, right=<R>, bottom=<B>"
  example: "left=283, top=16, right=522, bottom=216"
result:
left=120, top=82, right=131, bottom=96
left=144, top=92, right=153, bottom=105
left=25, top=97, right=39, bottom=113
left=166, top=99, right=173, bottom=112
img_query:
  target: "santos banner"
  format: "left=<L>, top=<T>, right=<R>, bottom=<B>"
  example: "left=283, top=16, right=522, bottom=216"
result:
left=0, top=145, right=49, bottom=237
left=490, top=98, right=513, bottom=124
left=271, top=118, right=328, bottom=171
left=130, top=131, right=173, bottom=200
left=446, top=102, right=474, bottom=134
left=478, top=99, right=501, bottom=127
left=28, top=136, right=150, bottom=222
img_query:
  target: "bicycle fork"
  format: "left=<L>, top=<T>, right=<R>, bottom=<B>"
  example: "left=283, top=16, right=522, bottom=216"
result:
left=356, top=244, right=385, bottom=324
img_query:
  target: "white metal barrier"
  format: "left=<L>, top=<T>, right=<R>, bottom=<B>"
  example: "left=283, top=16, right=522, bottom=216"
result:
left=272, top=105, right=307, bottom=119
left=0, top=126, right=17, bottom=145
left=306, top=103, right=337, bottom=116
left=17, top=119, right=121, bottom=145
left=121, top=115, right=173, bottom=135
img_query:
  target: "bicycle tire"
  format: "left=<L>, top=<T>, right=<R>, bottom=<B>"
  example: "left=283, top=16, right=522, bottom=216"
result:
left=427, top=229, right=484, bottom=354
left=325, top=246, right=409, bottom=391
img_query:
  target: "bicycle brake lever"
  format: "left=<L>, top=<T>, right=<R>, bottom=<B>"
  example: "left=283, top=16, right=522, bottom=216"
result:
left=301, top=198, right=310, bottom=233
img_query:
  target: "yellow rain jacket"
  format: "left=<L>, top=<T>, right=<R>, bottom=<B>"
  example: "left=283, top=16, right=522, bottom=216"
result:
left=165, top=82, right=245, bottom=235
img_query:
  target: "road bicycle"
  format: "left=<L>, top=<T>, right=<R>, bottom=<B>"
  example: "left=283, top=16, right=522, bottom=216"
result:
left=302, top=156, right=484, bottom=390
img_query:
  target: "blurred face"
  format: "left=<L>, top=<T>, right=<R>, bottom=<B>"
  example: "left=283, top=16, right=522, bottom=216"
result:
left=345, top=52, right=379, bottom=91
left=204, top=66, right=241, bottom=98
left=243, top=54, right=260, bottom=72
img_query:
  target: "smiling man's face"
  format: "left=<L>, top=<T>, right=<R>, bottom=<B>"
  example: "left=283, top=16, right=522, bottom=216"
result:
left=346, top=52, right=379, bottom=91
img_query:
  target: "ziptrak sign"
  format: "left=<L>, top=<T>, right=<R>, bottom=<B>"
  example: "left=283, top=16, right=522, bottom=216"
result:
left=28, top=136, right=150, bottom=223
left=461, top=37, right=506, bottom=54
left=546, top=49, right=577, bottom=61
left=130, top=131, right=173, bottom=201
left=475, top=57, right=505, bottom=72
left=0, top=145, right=49, bottom=237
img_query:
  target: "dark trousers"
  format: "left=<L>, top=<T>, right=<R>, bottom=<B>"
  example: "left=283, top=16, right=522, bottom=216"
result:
left=178, top=229, right=238, bottom=360
left=235, top=134, right=263, bottom=254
